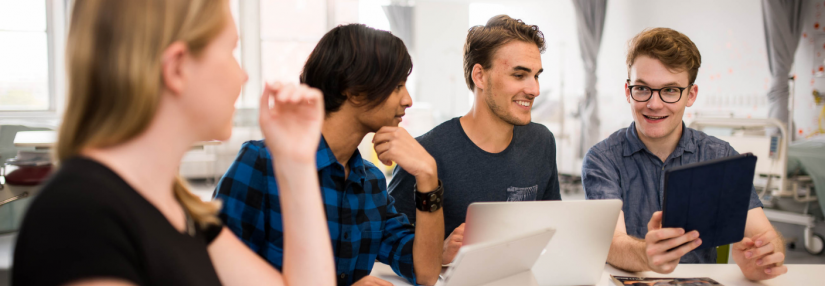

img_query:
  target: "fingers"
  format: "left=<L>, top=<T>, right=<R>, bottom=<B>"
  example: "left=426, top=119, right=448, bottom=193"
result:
left=734, top=237, right=755, bottom=251
left=656, top=237, right=702, bottom=264
left=259, top=83, right=278, bottom=118
left=374, top=141, right=394, bottom=166
left=647, top=230, right=699, bottom=254
left=645, top=228, right=687, bottom=244
left=372, top=129, right=397, bottom=145
left=751, top=230, right=778, bottom=248
left=747, top=241, right=776, bottom=259
left=453, top=223, right=466, bottom=235
left=756, top=252, right=785, bottom=267
left=648, top=211, right=663, bottom=231
left=763, top=264, right=788, bottom=278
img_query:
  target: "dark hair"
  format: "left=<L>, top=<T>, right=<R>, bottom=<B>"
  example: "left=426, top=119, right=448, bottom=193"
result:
left=300, top=24, right=412, bottom=113
left=463, top=15, right=546, bottom=91
left=626, top=28, right=702, bottom=84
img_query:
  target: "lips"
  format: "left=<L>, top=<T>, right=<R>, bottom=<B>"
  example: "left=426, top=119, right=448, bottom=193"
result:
left=643, top=114, right=668, bottom=123
left=514, top=100, right=532, bottom=110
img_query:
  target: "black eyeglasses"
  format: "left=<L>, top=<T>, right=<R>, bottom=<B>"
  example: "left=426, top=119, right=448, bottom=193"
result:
left=627, top=83, right=691, bottom=103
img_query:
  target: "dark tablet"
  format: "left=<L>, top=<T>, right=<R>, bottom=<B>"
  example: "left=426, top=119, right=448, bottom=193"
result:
left=662, top=153, right=757, bottom=251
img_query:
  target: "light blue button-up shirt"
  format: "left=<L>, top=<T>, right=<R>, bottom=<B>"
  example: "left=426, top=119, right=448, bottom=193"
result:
left=583, top=122, right=762, bottom=263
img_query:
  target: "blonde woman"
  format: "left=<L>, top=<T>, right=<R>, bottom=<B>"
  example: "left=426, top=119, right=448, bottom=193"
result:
left=12, top=0, right=334, bottom=285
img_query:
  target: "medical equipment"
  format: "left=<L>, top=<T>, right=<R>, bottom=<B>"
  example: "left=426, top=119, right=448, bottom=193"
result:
left=689, top=118, right=825, bottom=255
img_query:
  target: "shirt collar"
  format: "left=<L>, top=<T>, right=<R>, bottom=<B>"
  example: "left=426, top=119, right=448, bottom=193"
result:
left=623, top=121, right=696, bottom=157
left=315, top=136, right=367, bottom=178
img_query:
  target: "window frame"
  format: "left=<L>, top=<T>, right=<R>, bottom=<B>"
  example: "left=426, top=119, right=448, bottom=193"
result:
left=0, top=0, right=67, bottom=123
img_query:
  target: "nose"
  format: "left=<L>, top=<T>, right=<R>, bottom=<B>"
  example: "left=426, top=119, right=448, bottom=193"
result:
left=525, top=78, right=540, bottom=98
left=401, top=88, right=412, bottom=108
left=646, top=90, right=664, bottom=110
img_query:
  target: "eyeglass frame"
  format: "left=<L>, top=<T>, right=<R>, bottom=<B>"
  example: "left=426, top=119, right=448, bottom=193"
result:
left=625, top=80, right=693, bottom=104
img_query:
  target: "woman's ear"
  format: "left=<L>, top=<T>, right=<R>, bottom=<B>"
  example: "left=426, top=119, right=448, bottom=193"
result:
left=161, top=41, right=189, bottom=95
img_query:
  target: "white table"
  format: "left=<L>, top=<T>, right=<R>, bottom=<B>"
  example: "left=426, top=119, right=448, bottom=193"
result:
left=369, top=262, right=825, bottom=286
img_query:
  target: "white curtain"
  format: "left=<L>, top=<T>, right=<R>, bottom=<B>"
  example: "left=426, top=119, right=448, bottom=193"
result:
left=762, top=0, right=804, bottom=137
left=382, top=5, right=414, bottom=50
left=572, top=0, right=607, bottom=157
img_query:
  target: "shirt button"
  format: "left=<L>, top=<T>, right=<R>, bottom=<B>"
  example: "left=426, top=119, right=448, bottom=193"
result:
left=343, top=232, right=349, bottom=239
left=340, top=273, right=347, bottom=279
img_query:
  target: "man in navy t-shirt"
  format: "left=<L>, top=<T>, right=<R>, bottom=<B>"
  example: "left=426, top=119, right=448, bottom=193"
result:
left=388, top=15, right=561, bottom=265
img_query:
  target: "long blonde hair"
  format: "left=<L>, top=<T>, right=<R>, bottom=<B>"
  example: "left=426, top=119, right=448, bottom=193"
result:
left=59, top=0, right=228, bottom=226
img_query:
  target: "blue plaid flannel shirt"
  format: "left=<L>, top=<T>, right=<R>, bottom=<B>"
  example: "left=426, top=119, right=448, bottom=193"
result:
left=214, top=137, right=418, bottom=286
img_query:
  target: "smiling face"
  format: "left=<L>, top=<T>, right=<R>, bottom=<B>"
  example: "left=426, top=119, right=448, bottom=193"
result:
left=475, top=40, right=543, bottom=126
left=626, top=55, right=697, bottom=143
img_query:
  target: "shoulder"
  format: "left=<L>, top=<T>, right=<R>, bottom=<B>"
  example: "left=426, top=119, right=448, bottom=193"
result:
left=36, top=158, right=132, bottom=211
left=590, top=127, right=628, bottom=155
left=521, top=122, right=556, bottom=141
left=22, top=159, right=137, bottom=235
left=687, top=128, right=734, bottom=153
left=415, top=117, right=460, bottom=147
left=230, top=140, right=273, bottom=172
left=240, top=140, right=270, bottom=159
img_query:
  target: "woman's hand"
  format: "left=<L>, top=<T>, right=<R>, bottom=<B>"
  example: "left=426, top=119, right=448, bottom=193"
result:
left=258, top=82, right=325, bottom=163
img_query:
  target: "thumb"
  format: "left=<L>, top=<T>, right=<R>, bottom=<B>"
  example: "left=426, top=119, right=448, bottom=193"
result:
left=734, top=237, right=754, bottom=250
left=648, top=211, right=663, bottom=231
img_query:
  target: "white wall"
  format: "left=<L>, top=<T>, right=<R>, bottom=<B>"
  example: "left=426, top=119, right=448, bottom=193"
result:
left=597, top=0, right=773, bottom=140
left=413, top=0, right=470, bottom=124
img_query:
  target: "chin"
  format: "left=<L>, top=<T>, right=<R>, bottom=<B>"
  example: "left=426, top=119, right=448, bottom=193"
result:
left=213, top=125, right=233, bottom=141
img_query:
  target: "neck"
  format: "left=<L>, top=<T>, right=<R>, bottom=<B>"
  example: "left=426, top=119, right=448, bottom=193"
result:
left=321, top=110, right=369, bottom=167
left=636, top=122, right=683, bottom=162
left=461, top=90, right=514, bottom=153
left=81, top=101, right=196, bottom=219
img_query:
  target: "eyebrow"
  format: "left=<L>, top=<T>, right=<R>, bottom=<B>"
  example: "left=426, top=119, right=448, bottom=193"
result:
left=632, top=79, right=682, bottom=86
left=513, top=66, right=544, bottom=75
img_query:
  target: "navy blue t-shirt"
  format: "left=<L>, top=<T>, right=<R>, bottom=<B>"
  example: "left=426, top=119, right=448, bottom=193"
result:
left=388, top=117, right=561, bottom=236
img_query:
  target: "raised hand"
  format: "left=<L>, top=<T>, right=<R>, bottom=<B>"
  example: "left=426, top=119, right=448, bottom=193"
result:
left=258, top=82, right=324, bottom=163
left=732, top=229, right=788, bottom=281
left=372, top=126, right=438, bottom=191
left=644, top=211, right=702, bottom=273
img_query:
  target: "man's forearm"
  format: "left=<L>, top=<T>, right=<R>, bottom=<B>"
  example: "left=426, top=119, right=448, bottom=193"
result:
left=412, top=174, right=444, bottom=286
left=607, top=235, right=650, bottom=272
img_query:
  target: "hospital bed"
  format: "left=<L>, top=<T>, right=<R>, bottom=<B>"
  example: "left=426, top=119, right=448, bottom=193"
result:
left=689, top=118, right=825, bottom=255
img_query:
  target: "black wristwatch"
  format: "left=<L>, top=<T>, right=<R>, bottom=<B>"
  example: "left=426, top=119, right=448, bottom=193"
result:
left=414, top=180, right=444, bottom=212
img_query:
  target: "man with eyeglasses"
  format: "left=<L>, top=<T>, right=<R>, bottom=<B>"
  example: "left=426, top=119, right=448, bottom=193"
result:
left=582, top=28, right=787, bottom=281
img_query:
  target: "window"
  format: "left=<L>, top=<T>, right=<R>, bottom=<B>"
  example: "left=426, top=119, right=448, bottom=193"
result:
left=0, top=0, right=52, bottom=112
left=236, top=0, right=358, bottom=108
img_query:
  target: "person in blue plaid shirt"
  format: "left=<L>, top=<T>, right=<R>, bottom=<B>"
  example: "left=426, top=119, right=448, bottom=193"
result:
left=215, top=24, right=445, bottom=286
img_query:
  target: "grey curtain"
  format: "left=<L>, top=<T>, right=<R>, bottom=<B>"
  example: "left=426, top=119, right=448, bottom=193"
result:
left=572, top=0, right=607, bottom=157
left=382, top=5, right=414, bottom=49
left=762, top=0, right=804, bottom=136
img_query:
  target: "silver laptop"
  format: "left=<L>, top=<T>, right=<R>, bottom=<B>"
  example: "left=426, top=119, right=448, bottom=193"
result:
left=441, top=228, right=555, bottom=286
left=463, top=200, right=623, bottom=286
